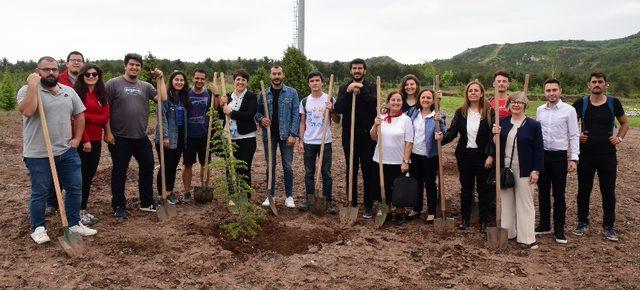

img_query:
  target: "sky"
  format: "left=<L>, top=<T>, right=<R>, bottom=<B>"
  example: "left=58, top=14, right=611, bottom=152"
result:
left=2, top=0, right=639, bottom=64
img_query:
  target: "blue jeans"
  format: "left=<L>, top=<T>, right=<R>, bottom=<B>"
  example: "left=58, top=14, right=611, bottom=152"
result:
left=263, top=136, right=294, bottom=197
left=24, top=148, right=82, bottom=231
left=303, top=143, right=332, bottom=201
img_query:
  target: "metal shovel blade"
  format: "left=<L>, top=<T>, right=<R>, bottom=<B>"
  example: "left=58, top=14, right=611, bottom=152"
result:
left=268, top=195, right=278, bottom=216
left=434, top=217, right=456, bottom=234
left=58, top=227, right=85, bottom=257
left=339, top=205, right=359, bottom=227
left=309, top=194, right=326, bottom=216
left=486, top=227, right=509, bottom=249
left=374, top=203, right=389, bottom=229
left=156, top=199, right=176, bottom=222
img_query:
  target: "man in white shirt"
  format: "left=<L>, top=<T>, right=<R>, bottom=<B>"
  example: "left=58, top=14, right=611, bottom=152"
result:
left=535, top=79, right=580, bottom=244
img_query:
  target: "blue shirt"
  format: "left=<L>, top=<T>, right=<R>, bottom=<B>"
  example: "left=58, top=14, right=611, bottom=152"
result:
left=186, top=89, right=211, bottom=138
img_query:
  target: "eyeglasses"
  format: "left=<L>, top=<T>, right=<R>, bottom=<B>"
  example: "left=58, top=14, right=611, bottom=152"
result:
left=511, top=101, right=526, bottom=106
left=84, top=72, right=99, bottom=78
left=39, top=68, right=59, bottom=73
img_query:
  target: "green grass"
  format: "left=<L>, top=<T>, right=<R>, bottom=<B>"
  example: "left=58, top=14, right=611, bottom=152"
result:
left=437, top=96, right=544, bottom=117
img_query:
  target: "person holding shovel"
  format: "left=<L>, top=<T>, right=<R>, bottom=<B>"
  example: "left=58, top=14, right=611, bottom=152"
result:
left=297, top=71, right=337, bottom=214
left=18, top=56, right=97, bottom=244
left=491, top=92, right=544, bottom=249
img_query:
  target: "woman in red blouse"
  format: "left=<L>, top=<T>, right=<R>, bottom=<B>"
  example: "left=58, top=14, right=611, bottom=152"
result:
left=73, top=64, right=112, bottom=226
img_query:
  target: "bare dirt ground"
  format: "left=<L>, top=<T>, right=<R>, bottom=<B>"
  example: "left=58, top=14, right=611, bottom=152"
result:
left=1, top=111, right=639, bottom=289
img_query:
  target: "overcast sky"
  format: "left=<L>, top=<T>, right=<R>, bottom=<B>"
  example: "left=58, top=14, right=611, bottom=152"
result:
left=2, top=0, right=639, bottom=64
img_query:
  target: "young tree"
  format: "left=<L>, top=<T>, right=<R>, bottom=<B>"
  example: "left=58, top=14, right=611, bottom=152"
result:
left=248, top=66, right=270, bottom=93
left=0, top=73, right=16, bottom=111
left=281, top=46, right=313, bottom=98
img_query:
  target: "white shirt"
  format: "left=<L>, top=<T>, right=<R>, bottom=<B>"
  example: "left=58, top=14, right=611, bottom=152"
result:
left=412, top=111, right=435, bottom=156
left=373, top=113, right=414, bottom=164
left=229, top=89, right=256, bottom=140
left=536, top=100, right=580, bottom=160
left=300, top=93, right=334, bottom=144
left=466, top=110, right=481, bottom=149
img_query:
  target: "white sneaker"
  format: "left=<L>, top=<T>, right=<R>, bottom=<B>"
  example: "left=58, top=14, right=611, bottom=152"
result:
left=69, top=222, right=97, bottom=236
left=30, top=226, right=51, bottom=244
left=261, top=197, right=271, bottom=207
left=285, top=196, right=295, bottom=208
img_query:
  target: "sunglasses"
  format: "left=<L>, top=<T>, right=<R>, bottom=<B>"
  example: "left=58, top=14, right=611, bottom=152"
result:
left=84, top=72, right=99, bottom=78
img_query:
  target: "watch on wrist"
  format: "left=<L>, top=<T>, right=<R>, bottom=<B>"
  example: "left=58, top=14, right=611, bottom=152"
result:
left=403, top=159, right=411, bottom=164
left=617, top=136, right=623, bottom=142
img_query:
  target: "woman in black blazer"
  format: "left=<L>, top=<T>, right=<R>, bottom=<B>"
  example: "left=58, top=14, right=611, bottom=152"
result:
left=436, top=80, right=495, bottom=232
left=219, top=69, right=257, bottom=197
left=492, top=92, right=544, bottom=249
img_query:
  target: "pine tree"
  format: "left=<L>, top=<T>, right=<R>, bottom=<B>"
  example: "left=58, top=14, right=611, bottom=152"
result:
left=281, top=46, right=313, bottom=99
left=248, top=66, right=270, bottom=93
left=0, top=73, right=16, bottom=111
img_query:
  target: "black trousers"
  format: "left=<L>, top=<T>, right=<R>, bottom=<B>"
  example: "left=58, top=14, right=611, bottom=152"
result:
left=373, top=162, right=402, bottom=205
left=537, top=150, right=567, bottom=233
left=342, top=132, right=379, bottom=208
left=577, top=153, right=617, bottom=227
left=457, top=149, right=493, bottom=224
left=230, top=137, right=256, bottom=198
left=155, top=139, right=184, bottom=197
left=410, top=153, right=438, bottom=215
left=78, top=141, right=102, bottom=210
left=108, top=136, right=155, bottom=209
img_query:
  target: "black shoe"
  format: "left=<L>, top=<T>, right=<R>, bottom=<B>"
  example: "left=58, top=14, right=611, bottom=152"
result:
left=166, top=192, right=179, bottom=205
left=535, top=225, right=552, bottom=235
left=326, top=201, right=337, bottom=215
left=114, top=206, right=129, bottom=219
left=603, top=226, right=619, bottom=242
left=181, top=192, right=192, bottom=204
left=554, top=232, right=568, bottom=244
left=519, top=242, right=539, bottom=250
left=480, top=223, right=488, bottom=234
left=363, top=207, right=373, bottom=219
left=298, top=199, right=310, bottom=212
left=396, top=213, right=406, bottom=225
left=459, top=220, right=470, bottom=230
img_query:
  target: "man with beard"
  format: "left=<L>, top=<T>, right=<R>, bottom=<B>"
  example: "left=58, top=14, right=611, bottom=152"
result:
left=58, top=51, right=84, bottom=86
left=181, top=69, right=219, bottom=203
left=17, top=56, right=97, bottom=244
left=255, top=65, right=300, bottom=208
left=535, top=79, right=580, bottom=244
left=333, top=58, right=378, bottom=218
left=490, top=70, right=512, bottom=118
left=106, top=53, right=167, bottom=219
left=571, top=72, right=628, bottom=242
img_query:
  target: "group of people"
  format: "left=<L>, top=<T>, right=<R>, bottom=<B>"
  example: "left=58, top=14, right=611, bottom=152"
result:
left=19, top=53, right=628, bottom=249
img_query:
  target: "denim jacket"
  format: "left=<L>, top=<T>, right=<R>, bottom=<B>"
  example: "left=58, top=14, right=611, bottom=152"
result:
left=154, top=95, right=187, bottom=149
left=407, top=107, right=446, bottom=158
left=255, top=84, right=300, bottom=140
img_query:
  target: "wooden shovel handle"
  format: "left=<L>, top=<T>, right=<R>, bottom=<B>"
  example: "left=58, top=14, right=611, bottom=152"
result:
left=434, top=75, right=446, bottom=214
left=313, top=74, right=334, bottom=191
left=347, top=90, right=357, bottom=203
left=260, top=80, right=273, bottom=193
left=375, top=76, right=386, bottom=203
left=157, top=78, right=168, bottom=199
left=220, top=73, right=237, bottom=192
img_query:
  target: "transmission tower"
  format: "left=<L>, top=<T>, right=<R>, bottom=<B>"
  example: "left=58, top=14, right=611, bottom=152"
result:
left=293, top=0, right=305, bottom=53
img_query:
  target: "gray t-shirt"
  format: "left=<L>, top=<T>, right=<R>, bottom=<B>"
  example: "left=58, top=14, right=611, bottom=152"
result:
left=17, top=84, right=85, bottom=158
left=106, top=76, right=157, bottom=139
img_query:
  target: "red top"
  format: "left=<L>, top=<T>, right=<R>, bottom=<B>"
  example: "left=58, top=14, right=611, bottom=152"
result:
left=81, top=89, right=110, bottom=143
left=58, top=70, right=75, bottom=87
left=490, top=97, right=511, bottom=118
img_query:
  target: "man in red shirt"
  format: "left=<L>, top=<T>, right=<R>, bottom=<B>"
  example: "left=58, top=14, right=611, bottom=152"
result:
left=490, top=70, right=511, bottom=118
left=58, top=51, right=84, bottom=87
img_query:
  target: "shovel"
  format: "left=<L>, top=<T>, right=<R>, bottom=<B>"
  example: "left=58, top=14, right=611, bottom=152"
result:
left=259, top=81, right=278, bottom=216
left=156, top=76, right=177, bottom=221
left=36, top=90, right=85, bottom=257
left=194, top=72, right=218, bottom=203
left=309, top=74, right=335, bottom=216
left=432, top=75, right=455, bottom=234
left=373, top=76, right=388, bottom=228
left=339, top=91, right=360, bottom=227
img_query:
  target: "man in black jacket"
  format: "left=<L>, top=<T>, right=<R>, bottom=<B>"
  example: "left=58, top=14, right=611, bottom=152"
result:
left=334, top=58, right=379, bottom=218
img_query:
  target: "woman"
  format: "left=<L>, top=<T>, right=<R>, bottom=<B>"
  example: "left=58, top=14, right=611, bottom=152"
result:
left=73, top=64, right=111, bottom=226
left=492, top=92, right=544, bottom=249
left=219, top=69, right=257, bottom=198
left=436, top=80, right=495, bottom=232
left=155, top=71, right=191, bottom=204
left=370, top=91, right=414, bottom=224
left=399, top=74, right=420, bottom=112
left=407, top=89, right=446, bottom=222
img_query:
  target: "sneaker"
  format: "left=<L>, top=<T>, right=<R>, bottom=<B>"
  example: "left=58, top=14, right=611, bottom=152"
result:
left=139, top=204, right=157, bottom=213
left=519, top=242, right=539, bottom=250
left=166, top=192, right=179, bottom=205
left=45, top=206, right=57, bottom=217
left=424, top=214, right=435, bottom=224
left=114, top=206, right=129, bottom=219
left=69, top=222, right=97, bottom=236
left=363, top=207, right=373, bottom=219
left=396, top=213, right=406, bottom=225
left=326, top=201, right=337, bottom=215
left=535, top=226, right=552, bottom=235
left=285, top=196, right=295, bottom=208
left=554, top=232, right=568, bottom=244
left=603, top=226, right=619, bottom=242
left=459, top=219, right=470, bottom=230
left=30, top=226, right=51, bottom=244
left=181, top=192, right=192, bottom=204
left=572, top=222, right=589, bottom=236
left=298, top=197, right=310, bottom=212
left=80, top=211, right=98, bottom=226
left=261, top=197, right=271, bottom=207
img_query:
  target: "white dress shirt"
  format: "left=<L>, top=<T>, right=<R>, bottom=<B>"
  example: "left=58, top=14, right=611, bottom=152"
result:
left=536, top=100, right=580, bottom=160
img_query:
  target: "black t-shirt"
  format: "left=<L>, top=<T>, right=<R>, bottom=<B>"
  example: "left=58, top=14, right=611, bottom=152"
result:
left=572, top=97, right=624, bottom=155
left=271, top=87, right=282, bottom=138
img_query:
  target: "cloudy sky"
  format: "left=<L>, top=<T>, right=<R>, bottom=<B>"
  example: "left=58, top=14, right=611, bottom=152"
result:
left=2, top=0, right=639, bottom=64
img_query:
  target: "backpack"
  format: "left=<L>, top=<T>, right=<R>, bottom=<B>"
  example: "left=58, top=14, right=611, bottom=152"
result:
left=581, top=95, right=615, bottom=133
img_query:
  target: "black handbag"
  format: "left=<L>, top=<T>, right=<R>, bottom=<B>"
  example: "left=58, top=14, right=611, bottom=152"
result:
left=487, top=120, right=525, bottom=188
left=392, top=173, right=419, bottom=207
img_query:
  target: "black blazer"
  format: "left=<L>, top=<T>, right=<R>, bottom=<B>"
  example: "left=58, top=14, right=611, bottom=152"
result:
left=217, top=91, right=257, bottom=135
left=496, top=116, right=544, bottom=177
left=442, top=108, right=495, bottom=162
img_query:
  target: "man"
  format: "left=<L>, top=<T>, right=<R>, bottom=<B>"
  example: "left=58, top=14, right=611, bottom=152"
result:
left=333, top=58, right=378, bottom=218
left=106, top=53, right=167, bottom=219
left=255, top=65, right=300, bottom=208
left=297, top=71, right=336, bottom=214
left=491, top=70, right=512, bottom=118
left=535, top=79, right=580, bottom=244
left=571, top=72, right=628, bottom=241
left=58, top=51, right=84, bottom=86
left=182, top=69, right=219, bottom=203
left=18, top=56, right=97, bottom=244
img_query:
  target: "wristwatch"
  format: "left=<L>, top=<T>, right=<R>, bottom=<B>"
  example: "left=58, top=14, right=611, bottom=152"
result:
left=617, top=136, right=624, bottom=142
left=403, top=160, right=411, bottom=164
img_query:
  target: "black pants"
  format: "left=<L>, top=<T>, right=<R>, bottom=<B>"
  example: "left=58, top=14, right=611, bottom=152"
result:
left=230, top=137, right=256, bottom=198
left=577, top=153, right=617, bottom=227
left=78, top=141, right=102, bottom=210
left=155, top=134, right=184, bottom=197
left=374, top=162, right=402, bottom=205
left=457, top=149, right=493, bottom=224
left=342, top=132, right=378, bottom=208
left=537, top=150, right=567, bottom=233
left=108, top=136, right=155, bottom=209
left=410, top=153, right=438, bottom=215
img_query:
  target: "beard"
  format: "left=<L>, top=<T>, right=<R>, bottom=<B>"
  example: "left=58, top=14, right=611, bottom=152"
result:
left=40, top=75, right=58, bottom=88
left=352, top=74, right=363, bottom=82
left=271, top=78, right=282, bottom=86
